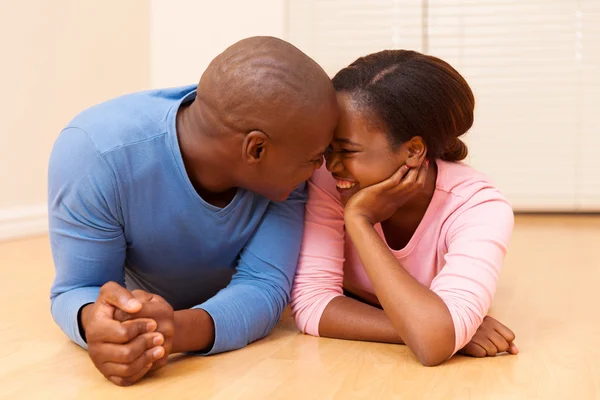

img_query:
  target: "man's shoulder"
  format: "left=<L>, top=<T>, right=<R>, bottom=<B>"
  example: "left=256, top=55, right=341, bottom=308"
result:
left=64, top=85, right=197, bottom=154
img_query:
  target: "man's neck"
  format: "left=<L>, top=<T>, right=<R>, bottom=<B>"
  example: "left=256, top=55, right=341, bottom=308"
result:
left=176, top=101, right=238, bottom=198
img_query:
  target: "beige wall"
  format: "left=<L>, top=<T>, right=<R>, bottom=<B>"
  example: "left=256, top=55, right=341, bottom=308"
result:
left=0, top=0, right=287, bottom=240
left=150, top=0, right=286, bottom=87
left=0, top=0, right=150, bottom=239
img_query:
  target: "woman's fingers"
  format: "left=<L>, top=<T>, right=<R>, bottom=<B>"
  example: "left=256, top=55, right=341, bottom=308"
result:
left=508, top=342, right=519, bottom=355
left=477, top=338, right=498, bottom=356
left=415, top=159, right=429, bottom=188
left=390, top=161, right=427, bottom=193
left=492, top=319, right=516, bottom=343
left=461, top=341, right=487, bottom=358
left=487, top=330, right=510, bottom=354
left=386, top=164, right=411, bottom=187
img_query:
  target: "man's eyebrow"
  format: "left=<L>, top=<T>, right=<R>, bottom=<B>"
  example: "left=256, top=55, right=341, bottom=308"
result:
left=311, top=146, right=329, bottom=158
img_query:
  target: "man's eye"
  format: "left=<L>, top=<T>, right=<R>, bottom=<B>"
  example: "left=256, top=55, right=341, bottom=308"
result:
left=339, top=148, right=356, bottom=154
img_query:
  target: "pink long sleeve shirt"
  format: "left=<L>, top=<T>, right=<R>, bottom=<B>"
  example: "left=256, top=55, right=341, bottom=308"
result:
left=290, top=159, right=514, bottom=353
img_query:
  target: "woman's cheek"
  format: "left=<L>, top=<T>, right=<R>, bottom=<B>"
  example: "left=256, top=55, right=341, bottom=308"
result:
left=352, top=160, right=398, bottom=188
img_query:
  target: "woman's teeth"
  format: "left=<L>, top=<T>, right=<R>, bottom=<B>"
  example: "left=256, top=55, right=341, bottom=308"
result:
left=336, top=180, right=357, bottom=189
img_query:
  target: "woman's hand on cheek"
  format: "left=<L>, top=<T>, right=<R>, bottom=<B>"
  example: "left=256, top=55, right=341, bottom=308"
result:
left=344, top=160, right=429, bottom=225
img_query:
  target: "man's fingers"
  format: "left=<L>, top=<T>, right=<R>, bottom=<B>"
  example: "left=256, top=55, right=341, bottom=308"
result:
left=110, top=362, right=153, bottom=387
left=114, top=308, right=132, bottom=323
left=115, top=303, right=175, bottom=337
left=150, top=354, right=169, bottom=372
left=508, top=342, right=519, bottom=355
left=131, top=290, right=154, bottom=303
left=116, top=319, right=159, bottom=343
left=99, top=282, right=142, bottom=314
left=91, top=318, right=157, bottom=344
left=127, top=362, right=154, bottom=384
left=487, top=331, right=510, bottom=354
left=104, top=346, right=165, bottom=382
left=150, top=327, right=173, bottom=371
left=108, top=362, right=152, bottom=387
left=101, top=332, right=165, bottom=364
left=113, top=292, right=156, bottom=322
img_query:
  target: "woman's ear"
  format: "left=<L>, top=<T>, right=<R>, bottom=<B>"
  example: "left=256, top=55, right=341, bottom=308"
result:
left=242, top=131, right=269, bottom=165
left=405, top=136, right=427, bottom=168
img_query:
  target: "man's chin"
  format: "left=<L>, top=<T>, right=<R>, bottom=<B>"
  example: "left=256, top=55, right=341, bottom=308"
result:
left=264, top=188, right=294, bottom=203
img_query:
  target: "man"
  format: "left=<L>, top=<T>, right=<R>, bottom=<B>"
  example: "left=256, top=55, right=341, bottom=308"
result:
left=48, top=36, right=338, bottom=386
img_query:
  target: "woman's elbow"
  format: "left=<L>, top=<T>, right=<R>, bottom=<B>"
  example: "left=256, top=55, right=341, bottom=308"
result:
left=410, top=334, right=455, bottom=367
left=415, top=349, right=451, bottom=367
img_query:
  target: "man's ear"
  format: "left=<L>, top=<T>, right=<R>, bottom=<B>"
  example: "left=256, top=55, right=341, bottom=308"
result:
left=404, top=136, right=428, bottom=168
left=242, top=131, right=269, bottom=165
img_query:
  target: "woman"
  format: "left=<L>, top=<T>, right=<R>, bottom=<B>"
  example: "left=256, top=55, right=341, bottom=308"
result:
left=291, top=50, right=517, bottom=366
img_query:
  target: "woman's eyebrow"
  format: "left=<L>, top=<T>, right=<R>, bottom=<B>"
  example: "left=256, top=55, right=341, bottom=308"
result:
left=334, top=138, right=361, bottom=146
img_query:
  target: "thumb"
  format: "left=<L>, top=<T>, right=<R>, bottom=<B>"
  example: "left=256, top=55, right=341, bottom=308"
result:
left=98, top=281, right=142, bottom=315
left=131, top=289, right=154, bottom=303
left=508, top=342, right=519, bottom=355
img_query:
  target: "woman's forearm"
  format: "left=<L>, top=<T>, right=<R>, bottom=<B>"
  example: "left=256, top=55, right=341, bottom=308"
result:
left=344, top=214, right=455, bottom=366
left=318, top=296, right=404, bottom=344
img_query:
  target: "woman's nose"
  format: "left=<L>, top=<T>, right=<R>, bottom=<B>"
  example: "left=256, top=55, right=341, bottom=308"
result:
left=325, top=151, right=341, bottom=173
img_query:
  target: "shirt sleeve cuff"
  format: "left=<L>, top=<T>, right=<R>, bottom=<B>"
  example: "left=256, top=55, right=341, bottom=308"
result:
left=304, top=293, right=341, bottom=337
left=191, top=300, right=240, bottom=356
left=50, top=286, right=100, bottom=349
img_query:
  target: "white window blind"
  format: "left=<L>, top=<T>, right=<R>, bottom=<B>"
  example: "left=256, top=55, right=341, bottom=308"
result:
left=288, top=0, right=424, bottom=76
left=287, top=0, right=600, bottom=211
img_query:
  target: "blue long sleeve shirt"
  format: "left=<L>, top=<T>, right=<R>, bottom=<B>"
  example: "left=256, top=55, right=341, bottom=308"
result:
left=48, top=85, right=306, bottom=354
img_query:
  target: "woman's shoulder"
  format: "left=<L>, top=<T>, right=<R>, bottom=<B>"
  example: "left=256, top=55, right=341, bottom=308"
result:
left=436, top=159, right=510, bottom=205
left=435, top=160, right=514, bottom=231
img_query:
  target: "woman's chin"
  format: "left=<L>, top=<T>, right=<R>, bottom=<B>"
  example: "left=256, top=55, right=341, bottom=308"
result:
left=339, top=187, right=359, bottom=206
left=340, top=196, right=349, bottom=207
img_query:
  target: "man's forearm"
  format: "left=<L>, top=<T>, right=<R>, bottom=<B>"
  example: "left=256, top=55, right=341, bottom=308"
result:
left=172, top=309, right=215, bottom=353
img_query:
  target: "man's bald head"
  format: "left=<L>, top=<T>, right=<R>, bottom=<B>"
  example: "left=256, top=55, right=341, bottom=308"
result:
left=197, top=36, right=336, bottom=136
left=181, top=36, right=338, bottom=202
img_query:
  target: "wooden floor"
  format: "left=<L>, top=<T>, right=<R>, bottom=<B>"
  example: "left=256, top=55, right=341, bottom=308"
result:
left=0, top=215, right=599, bottom=399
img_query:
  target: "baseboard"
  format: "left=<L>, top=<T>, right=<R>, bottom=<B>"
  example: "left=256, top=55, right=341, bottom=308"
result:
left=0, top=204, right=48, bottom=242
